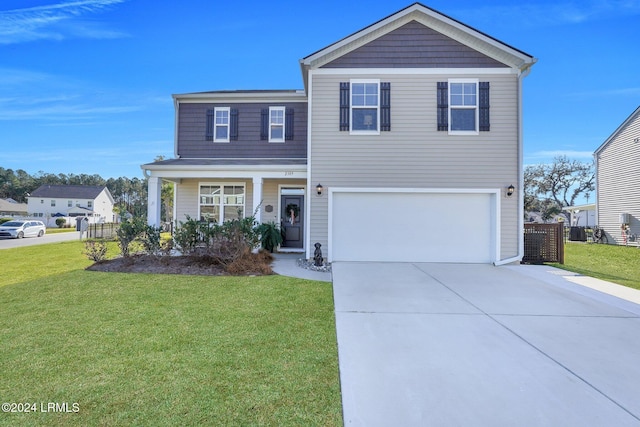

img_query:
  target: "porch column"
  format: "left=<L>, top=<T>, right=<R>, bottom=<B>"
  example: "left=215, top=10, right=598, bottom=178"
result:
left=147, top=176, right=162, bottom=227
left=252, top=176, right=263, bottom=223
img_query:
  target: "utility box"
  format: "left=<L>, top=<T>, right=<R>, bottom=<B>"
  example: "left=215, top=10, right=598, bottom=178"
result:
left=620, top=213, right=630, bottom=225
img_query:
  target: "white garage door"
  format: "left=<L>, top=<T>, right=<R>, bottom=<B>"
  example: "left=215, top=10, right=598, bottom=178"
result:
left=330, top=189, right=497, bottom=263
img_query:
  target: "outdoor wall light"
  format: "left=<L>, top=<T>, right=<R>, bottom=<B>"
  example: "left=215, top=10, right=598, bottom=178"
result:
left=506, top=185, right=515, bottom=197
left=316, top=183, right=323, bottom=196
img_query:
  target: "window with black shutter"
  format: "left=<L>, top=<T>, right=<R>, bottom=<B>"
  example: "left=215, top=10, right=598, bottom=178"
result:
left=340, top=80, right=390, bottom=133
left=438, top=80, right=490, bottom=133
left=206, top=107, right=237, bottom=142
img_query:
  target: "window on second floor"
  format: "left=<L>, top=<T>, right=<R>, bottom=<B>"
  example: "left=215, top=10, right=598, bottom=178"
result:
left=339, top=80, right=390, bottom=133
left=206, top=108, right=238, bottom=142
left=214, top=107, right=230, bottom=142
left=51, top=200, right=56, bottom=207
left=438, top=80, right=490, bottom=134
left=269, top=107, right=285, bottom=142
left=261, top=107, right=294, bottom=142
left=68, top=200, right=73, bottom=207
left=351, top=80, right=379, bottom=132
left=88, top=201, right=93, bottom=208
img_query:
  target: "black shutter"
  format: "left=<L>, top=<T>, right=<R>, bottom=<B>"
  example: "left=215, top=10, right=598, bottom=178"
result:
left=260, top=108, right=268, bottom=140
left=479, top=82, right=490, bottom=131
left=206, top=109, right=214, bottom=141
left=230, top=108, right=238, bottom=140
left=380, top=82, right=391, bottom=131
left=339, top=82, right=350, bottom=131
left=285, top=108, right=294, bottom=140
left=437, top=82, right=448, bottom=131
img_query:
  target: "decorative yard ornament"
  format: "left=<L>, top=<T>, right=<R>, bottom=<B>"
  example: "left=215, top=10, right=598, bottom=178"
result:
left=314, top=242, right=323, bottom=267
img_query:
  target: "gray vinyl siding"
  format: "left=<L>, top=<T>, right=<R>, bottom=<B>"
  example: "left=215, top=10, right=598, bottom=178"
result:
left=177, top=102, right=307, bottom=158
left=323, top=21, right=508, bottom=69
left=596, top=114, right=640, bottom=245
left=309, top=72, right=520, bottom=259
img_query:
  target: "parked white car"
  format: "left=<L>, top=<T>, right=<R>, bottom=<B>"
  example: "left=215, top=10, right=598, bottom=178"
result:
left=0, top=220, right=46, bottom=238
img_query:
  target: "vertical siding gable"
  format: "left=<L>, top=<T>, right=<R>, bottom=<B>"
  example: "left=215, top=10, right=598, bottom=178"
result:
left=322, top=21, right=509, bottom=69
left=177, top=102, right=308, bottom=159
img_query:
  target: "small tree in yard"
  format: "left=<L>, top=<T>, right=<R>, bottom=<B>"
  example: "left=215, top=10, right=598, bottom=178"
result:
left=55, top=218, right=66, bottom=228
left=116, top=216, right=147, bottom=257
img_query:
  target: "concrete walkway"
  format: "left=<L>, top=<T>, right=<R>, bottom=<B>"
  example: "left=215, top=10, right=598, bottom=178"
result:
left=332, top=262, right=640, bottom=426
left=270, top=252, right=332, bottom=282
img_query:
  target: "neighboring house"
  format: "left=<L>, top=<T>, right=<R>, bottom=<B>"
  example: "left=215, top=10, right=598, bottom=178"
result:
left=28, top=185, right=115, bottom=226
left=0, top=198, right=28, bottom=217
left=594, top=105, right=640, bottom=245
left=142, top=2, right=536, bottom=264
left=564, top=203, right=596, bottom=227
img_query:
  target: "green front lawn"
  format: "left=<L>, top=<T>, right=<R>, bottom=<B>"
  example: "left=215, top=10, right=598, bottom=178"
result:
left=552, top=242, right=640, bottom=290
left=0, top=242, right=342, bottom=426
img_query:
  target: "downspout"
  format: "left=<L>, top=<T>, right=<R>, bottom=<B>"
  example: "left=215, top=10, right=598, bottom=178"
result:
left=304, top=68, right=313, bottom=260
left=494, top=66, right=528, bottom=266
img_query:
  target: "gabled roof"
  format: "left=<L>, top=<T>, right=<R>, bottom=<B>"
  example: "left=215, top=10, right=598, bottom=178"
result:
left=30, top=185, right=113, bottom=202
left=594, top=105, right=640, bottom=155
left=299, top=2, right=536, bottom=89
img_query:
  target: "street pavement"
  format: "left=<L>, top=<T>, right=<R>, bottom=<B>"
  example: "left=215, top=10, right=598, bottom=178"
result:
left=0, top=231, right=82, bottom=250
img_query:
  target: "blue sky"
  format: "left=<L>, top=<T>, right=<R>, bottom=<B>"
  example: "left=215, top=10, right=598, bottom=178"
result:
left=1, top=0, right=639, bottom=180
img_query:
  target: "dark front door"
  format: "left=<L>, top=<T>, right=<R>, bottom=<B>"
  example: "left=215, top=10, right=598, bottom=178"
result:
left=281, top=195, right=304, bottom=248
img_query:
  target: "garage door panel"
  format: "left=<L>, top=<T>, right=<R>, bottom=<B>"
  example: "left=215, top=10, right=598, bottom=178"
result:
left=331, top=191, right=495, bottom=263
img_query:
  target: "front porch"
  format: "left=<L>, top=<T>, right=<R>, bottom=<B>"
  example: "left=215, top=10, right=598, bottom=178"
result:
left=143, top=159, right=308, bottom=253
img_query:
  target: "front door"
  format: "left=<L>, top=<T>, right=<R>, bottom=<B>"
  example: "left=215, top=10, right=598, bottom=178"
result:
left=281, top=194, right=304, bottom=248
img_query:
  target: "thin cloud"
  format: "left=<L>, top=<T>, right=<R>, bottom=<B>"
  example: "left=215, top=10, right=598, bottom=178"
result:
left=530, top=150, right=595, bottom=159
left=0, top=0, right=128, bottom=44
left=456, top=0, right=640, bottom=28
left=567, top=87, right=640, bottom=98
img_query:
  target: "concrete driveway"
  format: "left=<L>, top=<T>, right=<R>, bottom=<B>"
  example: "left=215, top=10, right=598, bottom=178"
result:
left=332, top=262, right=640, bottom=427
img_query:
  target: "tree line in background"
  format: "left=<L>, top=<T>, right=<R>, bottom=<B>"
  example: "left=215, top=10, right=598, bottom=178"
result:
left=524, top=155, right=595, bottom=222
left=1, top=155, right=593, bottom=225
left=0, top=167, right=151, bottom=218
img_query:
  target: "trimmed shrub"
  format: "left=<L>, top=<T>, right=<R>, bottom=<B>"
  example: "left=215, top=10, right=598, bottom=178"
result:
left=84, top=239, right=108, bottom=262
left=116, top=216, right=147, bottom=257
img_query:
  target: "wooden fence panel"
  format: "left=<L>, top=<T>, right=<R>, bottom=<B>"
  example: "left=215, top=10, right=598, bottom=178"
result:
left=523, top=223, right=564, bottom=264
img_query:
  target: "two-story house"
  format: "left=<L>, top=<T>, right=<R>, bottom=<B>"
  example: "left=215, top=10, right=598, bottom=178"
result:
left=28, top=185, right=115, bottom=226
left=142, top=3, right=536, bottom=264
left=594, top=105, right=640, bottom=245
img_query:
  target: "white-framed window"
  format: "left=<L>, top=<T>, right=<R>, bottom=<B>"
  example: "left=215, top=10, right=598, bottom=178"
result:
left=351, top=79, right=380, bottom=133
left=88, top=201, right=93, bottom=208
left=448, top=78, right=479, bottom=134
left=269, top=107, right=285, bottom=142
left=198, top=183, right=245, bottom=223
left=214, top=107, right=230, bottom=142
left=68, top=200, right=73, bottom=207
left=51, top=200, right=56, bottom=207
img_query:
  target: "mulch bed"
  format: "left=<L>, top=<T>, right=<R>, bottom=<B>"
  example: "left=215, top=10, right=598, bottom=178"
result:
left=86, top=252, right=274, bottom=276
